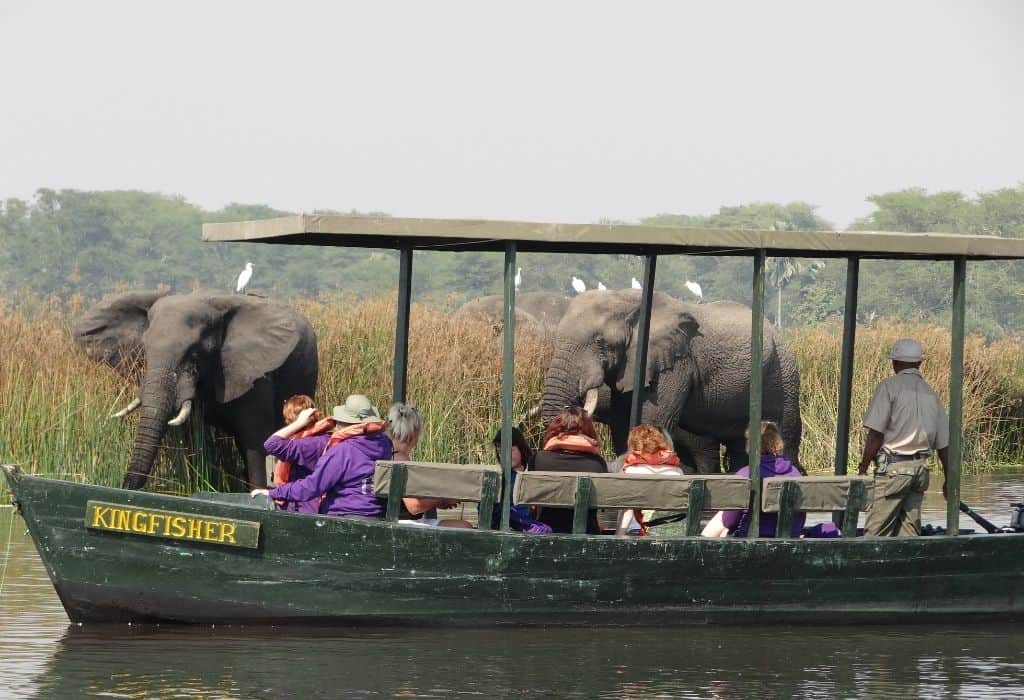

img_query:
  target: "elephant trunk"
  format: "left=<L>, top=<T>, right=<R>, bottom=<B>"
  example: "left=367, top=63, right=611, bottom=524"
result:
left=123, top=368, right=181, bottom=490
left=542, top=347, right=591, bottom=419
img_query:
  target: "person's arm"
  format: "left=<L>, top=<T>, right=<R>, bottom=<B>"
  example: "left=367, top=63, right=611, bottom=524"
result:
left=269, top=450, right=344, bottom=503
left=702, top=511, right=730, bottom=538
left=272, top=407, right=317, bottom=440
left=857, top=429, right=884, bottom=475
left=401, top=497, right=457, bottom=515
left=936, top=446, right=950, bottom=498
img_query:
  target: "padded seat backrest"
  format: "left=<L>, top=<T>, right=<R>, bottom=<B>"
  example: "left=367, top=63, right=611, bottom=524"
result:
left=761, top=476, right=874, bottom=538
left=373, top=460, right=503, bottom=529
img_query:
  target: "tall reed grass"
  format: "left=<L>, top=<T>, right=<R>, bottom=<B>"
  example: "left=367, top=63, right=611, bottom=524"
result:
left=1, top=294, right=1021, bottom=495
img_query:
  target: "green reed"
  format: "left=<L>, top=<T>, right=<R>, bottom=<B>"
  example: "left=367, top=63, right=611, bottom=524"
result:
left=1, top=294, right=1021, bottom=496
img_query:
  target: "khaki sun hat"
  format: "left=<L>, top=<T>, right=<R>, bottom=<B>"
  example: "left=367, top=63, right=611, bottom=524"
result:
left=332, top=394, right=381, bottom=424
left=889, top=338, right=924, bottom=362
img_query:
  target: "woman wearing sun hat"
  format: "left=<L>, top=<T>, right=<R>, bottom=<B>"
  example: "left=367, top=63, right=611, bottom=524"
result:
left=252, top=394, right=393, bottom=518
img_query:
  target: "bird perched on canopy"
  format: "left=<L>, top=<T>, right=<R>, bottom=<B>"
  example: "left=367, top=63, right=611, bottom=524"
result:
left=514, top=267, right=522, bottom=291
left=571, top=276, right=586, bottom=294
left=236, top=262, right=253, bottom=294
left=631, top=277, right=642, bottom=290
left=685, top=280, right=703, bottom=301
left=597, top=281, right=607, bottom=291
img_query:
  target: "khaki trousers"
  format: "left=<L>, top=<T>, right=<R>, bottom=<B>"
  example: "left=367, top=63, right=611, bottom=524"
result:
left=865, top=459, right=930, bottom=537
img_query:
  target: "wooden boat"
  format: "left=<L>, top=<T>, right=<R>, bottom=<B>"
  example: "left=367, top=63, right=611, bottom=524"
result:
left=6, top=216, right=1024, bottom=624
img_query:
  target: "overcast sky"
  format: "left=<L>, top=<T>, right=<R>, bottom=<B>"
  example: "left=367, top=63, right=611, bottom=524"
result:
left=2, top=0, right=1022, bottom=228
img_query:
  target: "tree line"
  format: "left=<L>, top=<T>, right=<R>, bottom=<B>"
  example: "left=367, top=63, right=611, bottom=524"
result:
left=2, top=185, right=1023, bottom=336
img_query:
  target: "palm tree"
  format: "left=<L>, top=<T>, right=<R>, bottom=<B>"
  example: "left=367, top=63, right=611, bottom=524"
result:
left=766, top=257, right=823, bottom=327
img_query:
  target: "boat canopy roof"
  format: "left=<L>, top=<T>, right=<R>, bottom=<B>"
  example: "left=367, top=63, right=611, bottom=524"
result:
left=203, top=214, right=1024, bottom=260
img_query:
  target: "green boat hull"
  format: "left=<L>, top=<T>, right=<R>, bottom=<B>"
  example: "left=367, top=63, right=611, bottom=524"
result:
left=5, top=466, right=1023, bottom=625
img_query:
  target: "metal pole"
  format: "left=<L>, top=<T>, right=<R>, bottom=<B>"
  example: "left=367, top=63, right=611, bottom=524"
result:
left=947, top=257, right=966, bottom=535
left=629, top=255, right=658, bottom=428
left=834, top=256, right=860, bottom=474
left=392, top=247, right=413, bottom=404
left=747, top=249, right=766, bottom=538
left=499, top=241, right=517, bottom=531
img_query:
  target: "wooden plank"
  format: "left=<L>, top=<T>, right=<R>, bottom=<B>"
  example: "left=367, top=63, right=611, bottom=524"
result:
left=747, top=249, right=766, bottom=538
left=572, top=476, right=593, bottom=534
left=499, top=241, right=517, bottom=531
left=947, top=257, right=966, bottom=535
left=842, top=479, right=867, bottom=537
left=384, top=462, right=407, bottom=522
left=476, top=470, right=499, bottom=531
left=684, top=479, right=706, bottom=536
left=629, top=254, right=657, bottom=428
left=774, top=480, right=799, bottom=539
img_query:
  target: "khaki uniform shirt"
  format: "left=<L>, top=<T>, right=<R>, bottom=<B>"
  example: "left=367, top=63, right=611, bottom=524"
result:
left=862, top=368, right=949, bottom=455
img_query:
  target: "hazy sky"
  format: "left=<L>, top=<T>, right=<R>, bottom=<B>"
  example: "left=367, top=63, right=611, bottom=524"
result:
left=2, top=1, right=1022, bottom=228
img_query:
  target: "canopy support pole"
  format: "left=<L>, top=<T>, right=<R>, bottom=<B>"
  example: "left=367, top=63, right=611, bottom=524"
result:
left=834, top=256, right=860, bottom=475
left=392, top=247, right=413, bottom=404
left=947, top=257, right=966, bottom=535
left=499, top=241, right=518, bottom=531
left=747, top=249, right=766, bottom=538
left=629, top=255, right=658, bottom=429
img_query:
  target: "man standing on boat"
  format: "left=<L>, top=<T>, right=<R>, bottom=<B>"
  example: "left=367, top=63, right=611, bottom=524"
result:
left=857, top=339, right=950, bottom=537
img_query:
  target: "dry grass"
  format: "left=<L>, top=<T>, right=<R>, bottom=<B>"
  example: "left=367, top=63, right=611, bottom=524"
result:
left=1, top=294, right=1020, bottom=495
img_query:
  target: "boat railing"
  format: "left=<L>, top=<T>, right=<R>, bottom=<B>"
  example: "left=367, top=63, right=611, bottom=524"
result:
left=762, top=476, right=873, bottom=538
left=514, top=472, right=750, bottom=535
left=373, top=460, right=503, bottom=530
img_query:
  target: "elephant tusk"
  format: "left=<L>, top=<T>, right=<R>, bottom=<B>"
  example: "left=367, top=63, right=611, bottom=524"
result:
left=583, top=388, right=599, bottom=416
left=110, top=397, right=141, bottom=419
left=167, top=400, right=193, bottom=426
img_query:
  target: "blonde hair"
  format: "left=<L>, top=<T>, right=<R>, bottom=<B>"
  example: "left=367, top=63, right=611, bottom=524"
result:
left=627, top=424, right=670, bottom=454
left=282, top=394, right=321, bottom=423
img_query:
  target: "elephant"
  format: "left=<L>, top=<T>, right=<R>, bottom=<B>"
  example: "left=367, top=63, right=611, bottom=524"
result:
left=73, top=290, right=318, bottom=490
left=541, top=290, right=801, bottom=473
left=457, top=291, right=571, bottom=328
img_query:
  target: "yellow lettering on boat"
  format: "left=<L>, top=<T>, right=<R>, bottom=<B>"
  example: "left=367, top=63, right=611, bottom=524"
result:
left=90, top=505, right=110, bottom=528
left=84, top=501, right=260, bottom=549
left=169, top=516, right=186, bottom=537
left=114, top=509, right=130, bottom=531
left=219, top=523, right=236, bottom=544
left=187, top=518, right=203, bottom=539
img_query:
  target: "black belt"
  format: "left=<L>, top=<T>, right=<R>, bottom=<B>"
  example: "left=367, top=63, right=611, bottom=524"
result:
left=886, top=451, right=930, bottom=462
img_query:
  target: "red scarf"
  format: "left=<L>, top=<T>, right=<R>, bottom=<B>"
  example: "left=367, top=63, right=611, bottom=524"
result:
left=623, top=450, right=680, bottom=537
left=623, top=450, right=680, bottom=467
left=542, top=433, right=600, bottom=454
left=322, top=420, right=387, bottom=453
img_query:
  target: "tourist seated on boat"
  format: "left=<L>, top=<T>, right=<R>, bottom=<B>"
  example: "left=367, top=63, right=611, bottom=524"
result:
left=533, top=406, right=608, bottom=534
left=491, top=427, right=552, bottom=534
left=615, top=424, right=687, bottom=536
left=702, top=421, right=804, bottom=538
left=388, top=402, right=474, bottom=528
left=251, top=393, right=392, bottom=518
left=272, top=394, right=336, bottom=514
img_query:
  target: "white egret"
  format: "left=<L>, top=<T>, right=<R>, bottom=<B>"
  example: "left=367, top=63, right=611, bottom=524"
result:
left=514, top=267, right=522, bottom=291
left=571, top=276, right=587, bottom=294
left=631, top=277, right=642, bottom=290
left=597, top=281, right=607, bottom=291
left=685, top=280, right=703, bottom=301
left=236, top=262, right=253, bottom=294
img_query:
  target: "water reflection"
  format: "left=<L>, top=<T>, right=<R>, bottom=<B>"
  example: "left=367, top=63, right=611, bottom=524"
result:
left=1, top=471, right=1023, bottom=698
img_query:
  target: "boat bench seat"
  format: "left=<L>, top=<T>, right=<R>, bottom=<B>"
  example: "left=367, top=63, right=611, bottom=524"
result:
left=373, top=460, right=503, bottom=530
left=761, top=475, right=874, bottom=538
left=514, top=472, right=751, bottom=535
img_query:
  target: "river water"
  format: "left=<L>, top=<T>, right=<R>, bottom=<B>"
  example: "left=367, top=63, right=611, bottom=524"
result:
left=2, top=475, right=1023, bottom=698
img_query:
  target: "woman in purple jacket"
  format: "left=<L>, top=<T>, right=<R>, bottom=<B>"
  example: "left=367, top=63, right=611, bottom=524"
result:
left=706, top=421, right=806, bottom=538
left=251, top=394, right=393, bottom=518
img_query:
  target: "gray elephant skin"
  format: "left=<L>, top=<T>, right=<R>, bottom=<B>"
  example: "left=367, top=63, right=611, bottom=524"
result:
left=73, top=290, right=318, bottom=490
left=457, top=291, right=571, bottom=327
left=541, top=290, right=801, bottom=473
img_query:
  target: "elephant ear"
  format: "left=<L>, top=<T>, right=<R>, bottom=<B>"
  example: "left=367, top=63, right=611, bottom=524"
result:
left=72, top=290, right=166, bottom=371
left=218, top=298, right=302, bottom=403
left=617, top=297, right=701, bottom=394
